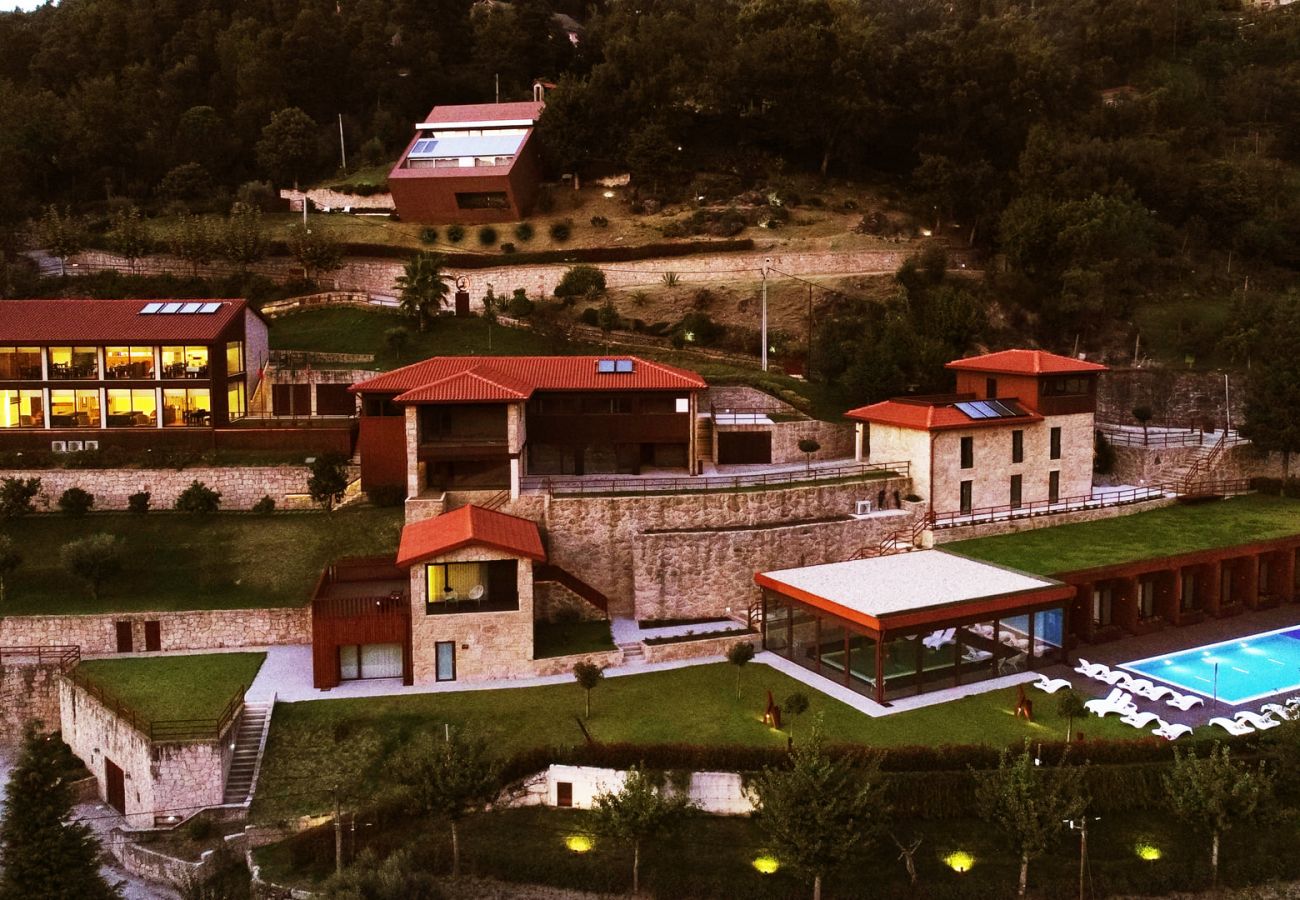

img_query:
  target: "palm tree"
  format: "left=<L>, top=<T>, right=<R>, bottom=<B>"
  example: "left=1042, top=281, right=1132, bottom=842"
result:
left=395, top=252, right=451, bottom=331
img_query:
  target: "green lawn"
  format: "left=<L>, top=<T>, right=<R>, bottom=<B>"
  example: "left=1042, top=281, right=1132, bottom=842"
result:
left=253, top=662, right=1136, bottom=821
left=533, top=620, right=615, bottom=659
left=1, top=508, right=402, bottom=614
left=947, top=494, right=1300, bottom=576
left=74, top=653, right=264, bottom=722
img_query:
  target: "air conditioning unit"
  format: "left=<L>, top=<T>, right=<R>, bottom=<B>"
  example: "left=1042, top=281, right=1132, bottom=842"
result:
left=855, top=499, right=873, bottom=516
left=83, top=440, right=99, bottom=451
left=66, top=441, right=83, bottom=452
left=50, top=441, right=67, bottom=453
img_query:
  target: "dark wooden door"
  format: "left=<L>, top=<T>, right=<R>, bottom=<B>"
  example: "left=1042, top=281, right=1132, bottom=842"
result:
left=717, top=431, right=772, bottom=465
left=556, top=782, right=573, bottom=808
left=272, top=384, right=311, bottom=416
left=105, top=759, right=125, bottom=814
left=114, top=621, right=132, bottom=653
left=314, top=383, right=356, bottom=416
left=144, top=621, right=161, bottom=652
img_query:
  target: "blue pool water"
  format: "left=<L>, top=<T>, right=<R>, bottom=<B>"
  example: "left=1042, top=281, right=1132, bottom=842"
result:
left=1122, top=626, right=1300, bottom=705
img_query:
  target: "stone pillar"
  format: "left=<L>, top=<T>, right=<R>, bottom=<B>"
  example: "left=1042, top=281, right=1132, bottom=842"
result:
left=405, top=406, right=420, bottom=499
left=1282, top=548, right=1297, bottom=603
left=1241, top=554, right=1259, bottom=610
left=854, top=423, right=865, bottom=462
left=1204, top=560, right=1222, bottom=617
left=510, top=457, right=521, bottom=501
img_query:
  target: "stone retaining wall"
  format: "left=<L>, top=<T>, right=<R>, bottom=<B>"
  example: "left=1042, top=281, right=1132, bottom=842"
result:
left=529, top=648, right=624, bottom=678
left=1107, top=446, right=1200, bottom=485
left=0, top=661, right=64, bottom=743
left=111, top=829, right=247, bottom=886
left=640, top=631, right=759, bottom=664
left=1098, top=368, right=1242, bottom=430
left=0, top=608, right=310, bottom=654
left=510, top=764, right=752, bottom=815
left=768, top=420, right=854, bottom=464
left=0, top=466, right=314, bottom=510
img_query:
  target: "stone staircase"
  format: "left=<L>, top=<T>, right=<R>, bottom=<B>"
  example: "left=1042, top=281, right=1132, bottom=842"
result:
left=222, top=700, right=272, bottom=806
left=695, top=414, right=714, bottom=465
left=617, top=641, right=645, bottom=665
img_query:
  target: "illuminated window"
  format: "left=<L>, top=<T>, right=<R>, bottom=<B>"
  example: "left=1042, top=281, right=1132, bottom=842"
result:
left=160, top=346, right=209, bottom=379
left=47, top=347, right=98, bottom=379
left=227, top=382, right=246, bottom=420
left=226, top=341, right=244, bottom=375
left=0, top=347, right=42, bottom=380
left=0, top=390, right=44, bottom=427
left=162, top=388, right=211, bottom=426
left=106, top=389, right=157, bottom=427
left=49, top=389, right=101, bottom=428
left=104, top=346, right=154, bottom=379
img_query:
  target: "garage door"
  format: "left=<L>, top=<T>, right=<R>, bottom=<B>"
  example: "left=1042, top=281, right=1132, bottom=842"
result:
left=717, top=432, right=772, bottom=465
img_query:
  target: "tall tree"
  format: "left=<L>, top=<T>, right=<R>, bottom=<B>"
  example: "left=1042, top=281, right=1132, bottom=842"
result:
left=1240, top=303, right=1300, bottom=478
left=749, top=724, right=885, bottom=900
left=974, top=744, right=1087, bottom=898
left=590, top=767, right=692, bottom=895
left=256, top=107, right=318, bottom=189
left=1164, top=742, right=1273, bottom=887
left=221, top=205, right=267, bottom=273
left=0, top=727, right=122, bottom=900
left=395, top=252, right=450, bottom=332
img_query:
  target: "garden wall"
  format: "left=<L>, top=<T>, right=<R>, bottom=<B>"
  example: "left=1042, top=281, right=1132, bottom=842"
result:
left=0, top=660, right=64, bottom=743
left=528, top=648, right=624, bottom=679
left=640, top=631, right=758, bottom=664
left=767, top=419, right=854, bottom=464
left=0, top=608, right=311, bottom=654
left=0, top=466, right=316, bottom=511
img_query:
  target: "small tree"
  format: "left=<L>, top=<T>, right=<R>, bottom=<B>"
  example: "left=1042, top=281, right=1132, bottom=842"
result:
left=106, top=206, right=151, bottom=274
left=0, top=535, right=21, bottom=603
left=60, top=534, right=123, bottom=602
left=727, top=641, right=755, bottom=700
left=252, top=496, right=276, bottom=515
left=395, top=252, right=450, bottom=331
left=308, top=452, right=351, bottom=511
left=783, top=691, right=810, bottom=740
left=36, top=206, right=86, bottom=277
left=169, top=215, right=217, bottom=276
left=573, top=661, right=604, bottom=718
left=596, top=299, right=620, bottom=334
left=395, top=729, right=500, bottom=879
left=554, top=265, right=605, bottom=301
left=57, top=487, right=94, bottom=517
left=286, top=224, right=342, bottom=282
left=127, top=491, right=151, bottom=514
left=1132, top=405, right=1153, bottom=445
left=384, top=326, right=411, bottom=360
left=0, top=726, right=122, bottom=900
left=798, top=438, right=821, bottom=473
left=0, top=477, right=41, bottom=518
left=749, top=724, right=886, bottom=900
left=222, top=205, right=267, bottom=272
left=319, top=849, right=441, bottom=900
left=974, top=744, right=1087, bottom=898
left=1056, top=689, right=1088, bottom=743
left=591, top=767, right=692, bottom=894
left=1164, top=742, right=1273, bottom=886
left=175, top=480, right=221, bottom=514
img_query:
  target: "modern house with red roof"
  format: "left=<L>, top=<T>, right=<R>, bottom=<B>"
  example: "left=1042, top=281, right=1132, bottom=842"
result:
left=0, top=298, right=270, bottom=452
left=387, top=100, right=545, bottom=224
left=847, top=349, right=1107, bottom=517
left=351, top=354, right=708, bottom=501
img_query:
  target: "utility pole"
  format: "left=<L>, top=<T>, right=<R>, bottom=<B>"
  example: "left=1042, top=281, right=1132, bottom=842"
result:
left=338, top=114, right=347, bottom=173
left=333, top=784, right=344, bottom=874
left=1065, top=815, right=1098, bottom=900
left=495, top=73, right=500, bottom=104
left=761, top=257, right=772, bottom=372
left=806, top=282, right=813, bottom=368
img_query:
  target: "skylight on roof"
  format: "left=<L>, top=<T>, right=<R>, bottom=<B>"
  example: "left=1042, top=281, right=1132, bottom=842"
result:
left=179, top=302, right=203, bottom=313
left=597, top=358, right=634, bottom=374
left=199, top=302, right=222, bottom=313
left=139, top=302, right=163, bottom=314
left=160, top=302, right=183, bottom=313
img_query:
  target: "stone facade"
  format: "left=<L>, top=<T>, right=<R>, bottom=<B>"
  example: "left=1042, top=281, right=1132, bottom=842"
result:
left=640, top=630, right=759, bottom=664
left=1106, top=446, right=1202, bottom=486
left=1098, top=368, right=1240, bottom=430
left=528, top=648, right=624, bottom=678
left=0, top=661, right=65, bottom=743
left=767, top=419, right=855, bottom=465
left=0, top=466, right=316, bottom=511
left=511, top=764, right=752, bottom=815
left=533, top=581, right=605, bottom=623
left=59, top=678, right=236, bottom=828
left=632, top=511, right=914, bottom=621
left=0, top=608, right=310, bottom=654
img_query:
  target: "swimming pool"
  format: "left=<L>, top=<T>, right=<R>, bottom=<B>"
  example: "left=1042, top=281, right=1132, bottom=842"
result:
left=1122, top=625, right=1300, bottom=706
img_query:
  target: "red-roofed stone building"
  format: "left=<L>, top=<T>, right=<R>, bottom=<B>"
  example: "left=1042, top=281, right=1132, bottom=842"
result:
left=387, top=100, right=545, bottom=224
left=846, top=349, right=1107, bottom=517
left=351, top=354, right=708, bottom=501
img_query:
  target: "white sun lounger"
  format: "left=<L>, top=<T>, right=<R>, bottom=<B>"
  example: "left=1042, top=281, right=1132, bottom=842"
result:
left=1118, top=676, right=1155, bottom=694
left=1033, top=676, right=1073, bottom=694
left=923, top=627, right=956, bottom=651
left=1085, top=688, right=1139, bottom=718
left=1135, top=683, right=1178, bottom=703
left=1092, top=667, right=1129, bottom=686
left=1234, top=711, right=1281, bottom=731
left=1152, top=720, right=1194, bottom=741
left=1166, top=692, right=1205, bottom=711
left=1120, top=711, right=1162, bottom=729
left=1261, top=703, right=1294, bottom=721
left=1209, top=716, right=1255, bottom=736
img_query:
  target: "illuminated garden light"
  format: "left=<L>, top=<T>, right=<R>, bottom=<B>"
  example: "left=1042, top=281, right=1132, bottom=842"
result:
left=1135, top=842, right=1162, bottom=861
left=565, top=834, right=594, bottom=853
left=943, top=850, right=975, bottom=873
left=752, top=854, right=780, bottom=874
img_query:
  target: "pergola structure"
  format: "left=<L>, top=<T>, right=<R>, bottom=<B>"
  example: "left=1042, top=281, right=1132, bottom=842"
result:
left=755, top=550, right=1075, bottom=704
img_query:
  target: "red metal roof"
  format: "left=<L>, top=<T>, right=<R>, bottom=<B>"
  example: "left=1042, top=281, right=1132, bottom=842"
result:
left=419, top=100, right=544, bottom=124
left=354, top=355, right=707, bottom=403
left=396, top=505, right=546, bottom=567
left=0, top=299, right=246, bottom=343
left=844, top=398, right=1043, bottom=431
left=945, top=349, right=1108, bottom=376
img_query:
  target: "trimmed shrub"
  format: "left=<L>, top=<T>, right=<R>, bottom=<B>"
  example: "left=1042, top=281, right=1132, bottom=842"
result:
left=57, top=487, right=94, bottom=517
left=446, top=224, right=465, bottom=243
left=252, top=495, right=276, bottom=514
left=127, top=491, right=151, bottom=514
left=548, top=220, right=572, bottom=242
left=578, top=307, right=599, bottom=326
left=174, top=480, right=221, bottom=514
left=514, top=222, right=535, bottom=242
left=477, top=225, right=498, bottom=246
left=590, top=215, right=609, bottom=228
left=419, top=227, right=438, bottom=244
left=506, top=289, right=535, bottom=318
left=500, top=242, right=516, bottom=254
left=0, top=477, right=41, bottom=518
left=553, top=265, right=606, bottom=300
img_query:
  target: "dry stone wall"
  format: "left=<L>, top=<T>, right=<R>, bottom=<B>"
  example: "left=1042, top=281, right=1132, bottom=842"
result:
left=1, top=608, right=310, bottom=654
left=0, top=466, right=314, bottom=510
left=768, top=419, right=855, bottom=464
left=0, top=662, right=63, bottom=743
left=1098, top=368, right=1242, bottom=429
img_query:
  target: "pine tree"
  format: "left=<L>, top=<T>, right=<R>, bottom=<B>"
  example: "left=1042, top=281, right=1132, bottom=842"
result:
left=0, top=727, right=121, bottom=900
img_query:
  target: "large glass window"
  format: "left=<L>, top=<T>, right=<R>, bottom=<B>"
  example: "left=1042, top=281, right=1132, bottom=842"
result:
left=162, top=388, right=211, bottom=426
left=1010, top=474, right=1022, bottom=509
left=49, top=389, right=101, bottom=427
left=1138, top=578, right=1156, bottom=620
left=1092, top=585, right=1114, bottom=627
left=0, top=347, right=43, bottom=380
left=160, top=346, right=208, bottom=379
left=105, top=389, right=157, bottom=427
left=47, top=347, right=98, bottom=380
left=226, top=341, right=244, bottom=375
left=959, top=480, right=973, bottom=514
left=104, top=346, right=154, bottom=379
left=0, top=390, right=44, bottom=427
left=228, top=382, right=246, bottom=420
left=1180, top=571, right=1200, bottom=612
left=425, top=560, right=517, bottom=613
left=1049, top=470, right=1060, bottom=503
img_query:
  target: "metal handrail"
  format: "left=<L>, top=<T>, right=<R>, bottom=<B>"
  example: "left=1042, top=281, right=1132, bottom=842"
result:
left=0, top=644, right=80, bottom=670
left=530, top=460, right=909, bottom=497
left=65, top=667, right=244, bottom=744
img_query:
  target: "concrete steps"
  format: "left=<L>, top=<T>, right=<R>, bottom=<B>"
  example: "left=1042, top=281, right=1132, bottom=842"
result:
left=617, top=642, right=645, bottom=664
left=222, top=701, right=272, bottom=805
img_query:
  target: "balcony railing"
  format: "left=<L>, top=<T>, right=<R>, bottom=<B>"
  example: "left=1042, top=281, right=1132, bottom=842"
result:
left=65, top=667, right=243, bottom=744
left=0, top=644, right=80, bottom=670
left=526, top=459, right=909, bottom=497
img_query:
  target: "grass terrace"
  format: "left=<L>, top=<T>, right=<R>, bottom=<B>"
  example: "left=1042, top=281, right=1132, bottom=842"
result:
left=1, top=508, right=402, bottom=615
left=74, top=653, right=265, bottom=723
left=253, top=662, right=1138, bottom=822
left=948, top=494, right=1300, bottom=576
left=533, top=621, right=615, bottom=659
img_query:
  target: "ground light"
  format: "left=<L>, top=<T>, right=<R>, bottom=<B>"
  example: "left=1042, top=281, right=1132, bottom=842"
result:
left=1135, top=842, right=1162, bottom=861
left=752, top=855, right=780, bottom=875
left=565, top=834, right=594, bottom=854
left=943, top=851, right=975, bottom=873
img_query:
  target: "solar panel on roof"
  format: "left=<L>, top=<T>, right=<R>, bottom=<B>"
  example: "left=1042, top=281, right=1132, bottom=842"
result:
left=596, top=359, right=616, bottom=374
left=615, top=359, right=633, bottom=373
left=955, top=399, right=1025, bottom=421
left=199, top=302, right=222, bottom=313
left=988, top=400, right=1020, bottom=417
left=179, top=302, right=203, bottom=313
left=160, top=302, right=183, bottom=314
left=139, top=302, right=163, bottom=314
left=954, top=401, right=991, bottom=419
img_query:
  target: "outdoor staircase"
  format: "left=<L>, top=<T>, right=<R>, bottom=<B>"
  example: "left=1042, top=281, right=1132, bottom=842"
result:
left=482, top=490, right=511, bottom=511
left=849, top=511, right=933, bottom=560
left=222, top=700, right=272, bottom=805
left=695, top=414, right=715, bottom=464
left=618, top=641, right=645, bottom=665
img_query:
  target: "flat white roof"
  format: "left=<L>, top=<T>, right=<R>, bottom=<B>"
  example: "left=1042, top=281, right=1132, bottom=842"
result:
left=758, top=549, right=1060, bottom=620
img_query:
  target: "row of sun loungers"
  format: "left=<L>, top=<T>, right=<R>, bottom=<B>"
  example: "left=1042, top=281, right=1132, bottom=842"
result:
left=1073, top=659, right=1205, bottom=710
left=1207, top=700, right=1300, bottom=735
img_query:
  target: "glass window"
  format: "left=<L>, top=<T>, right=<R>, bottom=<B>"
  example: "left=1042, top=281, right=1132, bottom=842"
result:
left=226, top=341, right=244, bottom=374
left=162, top=388, right=211, bottom=426
left=959, top=436, right=973, bottom=469
left=1010, top=474, right=1022, bottom=509
left=425, top=560, right=516, bottom=612
left=104, top=346, right=154, bottom=379
left=228, top=382, right=246, bottom=420
left=1011, top=429, right=1023, bottom=463
left=1049, top=427, right=1062, bottom=460
left=0, top=390, right=44, bottom=427
left=0, top=347, right=43, bottom=380
left=960, top=480, right=973, bottom=514
left=49, top=389, right=100, bottom=427
left=160, top=346, right=209, bottom=379
left=1138, top=579, right=1156, bottom=620
left=1049, top=470, right=1060, bottom=503
left=47, top=347, right=98, bottom=380
left=106, top=389, right=157, bottom=427
left=1092, top=585, right=1114, bottom=627
left=1181, top=571, right=1200, bottom=612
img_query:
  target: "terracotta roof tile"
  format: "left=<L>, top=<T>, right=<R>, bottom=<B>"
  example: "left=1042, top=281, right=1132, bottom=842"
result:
left=419, top=100, right=544, bottom=124
left=396, top=505, right=546, bottom=567
left=945, top=349, right=1107, bottom=376
left=844, top=398, right=1043, bottom=431
left=0, top=298, right=247, bottom=343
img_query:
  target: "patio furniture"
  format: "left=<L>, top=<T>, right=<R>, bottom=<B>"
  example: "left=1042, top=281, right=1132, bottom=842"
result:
left=1118, top=676, right=1155, bottom=694
left=1134, top=683, right=1178, bottom=703
left=998, top=652, right=1028, bottom=675
left=1085, top=688, right=1138, bottom=718
left=1152, top=720, right=1194, bottom=741
left=1209, top=716, right=1256, bottom=736
left=1166, top=692, right=1205, bottom=711
left=468, top=584, right=486, bottom=609
left=923, top=627, right=956, bottom=651
left=1090, top=666, right=1128, bottom=686
left=1120, top=711, right=1162, bottom=729
left=1261, top=703, right=1294, bottom=720
left=1234, top=711, right=1281, bottom=731
left=1032, top=676, right=1072, bottom=694
left=1073, top=658, right=1110, bottom=679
